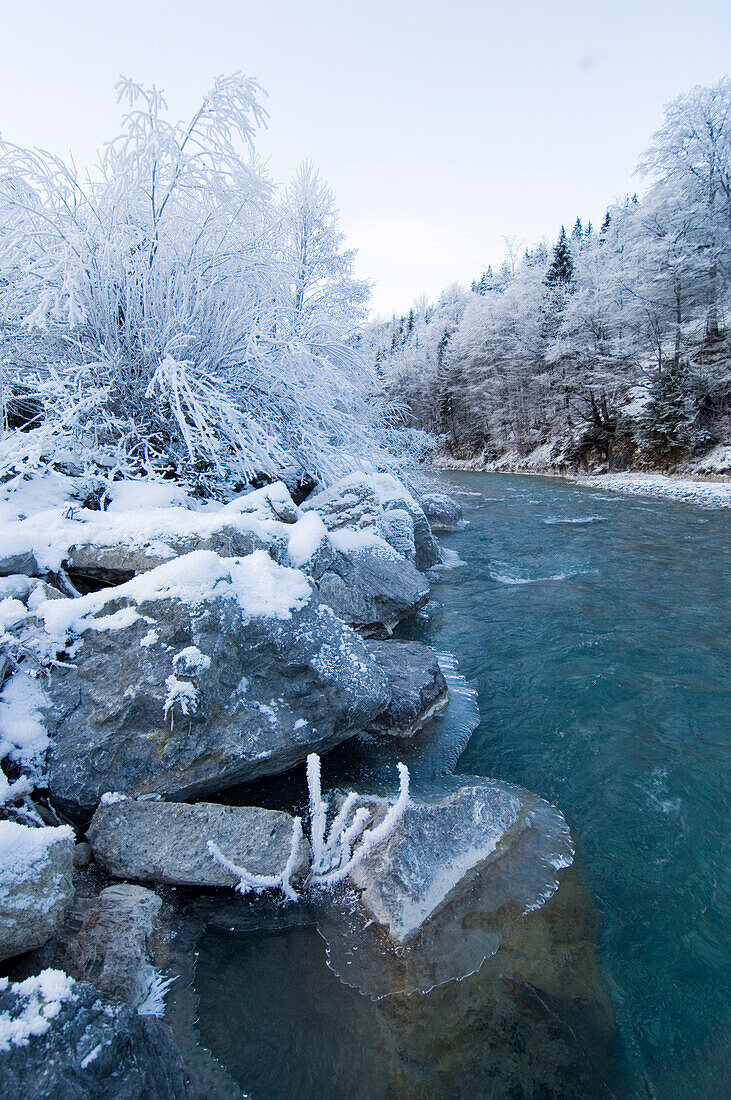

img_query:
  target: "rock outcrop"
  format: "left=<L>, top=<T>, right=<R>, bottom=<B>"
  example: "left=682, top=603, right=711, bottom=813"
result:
left=88, top=800, right=310, bottom=889
left=420, top=492, right=463, bottom=532
left=0, top=822, right=75, bottom=962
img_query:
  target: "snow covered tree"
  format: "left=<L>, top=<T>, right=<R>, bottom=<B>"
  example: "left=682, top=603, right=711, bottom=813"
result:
left=639, top=77, right=731, bottom=341
left=0, top=76, right=403, bottom=493
left=279, top=159, right=370, bottom=337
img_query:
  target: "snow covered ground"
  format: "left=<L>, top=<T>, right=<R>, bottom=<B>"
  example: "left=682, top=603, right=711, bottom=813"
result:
left=575, top=472, right=731, bottom=507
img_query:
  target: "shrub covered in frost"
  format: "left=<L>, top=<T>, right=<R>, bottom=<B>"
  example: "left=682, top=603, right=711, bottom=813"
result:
left=0, top=75, right=410, bottom=495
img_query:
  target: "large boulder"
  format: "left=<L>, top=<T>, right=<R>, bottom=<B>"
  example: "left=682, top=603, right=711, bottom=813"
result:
left=0, top=822, right=75, bottom=962
left=420, top=491, right=463, bottom=533
left=365, top=640, right=448, bottom=737
left=87, top=800, right=310, bottom=889
left=33, top=550, right=390, bottom=821
left=0, top=972, right=187, bottom=1099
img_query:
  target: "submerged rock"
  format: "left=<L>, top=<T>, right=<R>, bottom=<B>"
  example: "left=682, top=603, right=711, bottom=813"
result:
left=36, top=551, right=390, bottom=820
left=62, top=884, right=163, bottom=1008
left=0, top=976, right=187, bottom=1099
left=420, top=492, right=463, bottom=533
left=88, top=800, right=309, bottom=889
left=316, top=776, right=574, bottom=998
left=366, top=640, right=448, bottom=737
left=348, top=783, right=524, bottom=944
left=0, top=822, right=75, bottom=962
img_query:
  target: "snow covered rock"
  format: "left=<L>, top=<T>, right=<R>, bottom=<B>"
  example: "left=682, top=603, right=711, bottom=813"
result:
left=61, top=885, right=163, bottom=1009
left=377, top=508, right=416, bottom=561
left=300, top=477, right=381, bottom=531
left=348, top=783, right=524, bottom=945
left=0, top=575, right=33, bottom=603
left=87, top=801, right=310, bottom=889
left=0, top=822, right=75, bottom=962
left=314, top=534, right=430, bottom=634
left=365, top=640, right=449, bottom=737
left=384, top=499, right=440, bottom=571
left=62, top=523, right=274, bottom=592
left=0, top=481, right=297, bottom=586
left=0, top=973, right=187, bottom=1098
left=420, top=492, right=463, bottom=533
left=301, top=473, right=441, bottom=572
left=33, top=550, right=390, bottom=819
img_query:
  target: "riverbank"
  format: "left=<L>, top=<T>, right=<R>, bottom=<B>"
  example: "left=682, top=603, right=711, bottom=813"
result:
left=431, top=452, right=731, bottom=507
left=574, top=470, right=731, bottom=507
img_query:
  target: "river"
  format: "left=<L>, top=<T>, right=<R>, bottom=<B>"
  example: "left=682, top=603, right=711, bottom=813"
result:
left=194, top=472, right=729, bottom=1098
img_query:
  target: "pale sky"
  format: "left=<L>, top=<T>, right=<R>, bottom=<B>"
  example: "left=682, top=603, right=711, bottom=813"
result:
left=1, top=1, right=730, bottom=317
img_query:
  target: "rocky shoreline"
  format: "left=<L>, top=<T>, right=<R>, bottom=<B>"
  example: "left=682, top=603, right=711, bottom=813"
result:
left=0, top=469, right=606, bottom=1096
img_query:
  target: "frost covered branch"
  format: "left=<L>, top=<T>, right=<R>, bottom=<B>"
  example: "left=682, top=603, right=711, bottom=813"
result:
left=208, top=816, right=304, bottom=902
left=207, top=752, right=410, bottom=901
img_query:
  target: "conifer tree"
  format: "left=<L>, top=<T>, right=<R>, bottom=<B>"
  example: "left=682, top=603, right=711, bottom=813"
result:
left=546, top=226, right=574, bottom=285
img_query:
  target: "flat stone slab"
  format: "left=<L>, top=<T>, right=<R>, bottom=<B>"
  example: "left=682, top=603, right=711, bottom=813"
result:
left=349, top=783, right=523, bottom=944
left=88, top=800, right=310, bottom=888
left=366, top=640, right=448, bottom=737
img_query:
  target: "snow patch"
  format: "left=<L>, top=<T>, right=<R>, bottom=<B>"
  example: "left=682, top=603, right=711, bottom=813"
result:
left=35, top=549, right=312, bottom=647
left=0, top=672, right=49, bottom=772
left=0, top=968, right=77, bottom=1052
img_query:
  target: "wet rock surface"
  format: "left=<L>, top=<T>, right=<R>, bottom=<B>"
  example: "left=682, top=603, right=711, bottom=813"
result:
left=88, top=800, right=309, bottom=888
left=366, top=640, right=448, bottom=737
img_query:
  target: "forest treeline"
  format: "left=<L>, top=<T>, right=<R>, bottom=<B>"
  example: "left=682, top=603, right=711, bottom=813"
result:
left=358, top=78, right=731, bottom=472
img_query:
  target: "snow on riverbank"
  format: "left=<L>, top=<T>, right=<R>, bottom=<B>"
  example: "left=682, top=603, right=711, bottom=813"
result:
left=574, top=472, right=731, bottom=507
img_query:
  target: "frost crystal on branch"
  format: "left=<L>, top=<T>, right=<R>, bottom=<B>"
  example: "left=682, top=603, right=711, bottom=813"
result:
left=207, top=753, right=410, bottom=901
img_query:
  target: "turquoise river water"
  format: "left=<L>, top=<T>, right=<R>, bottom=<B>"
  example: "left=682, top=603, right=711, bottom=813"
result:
left=194, top=473, right=729, bottom=1099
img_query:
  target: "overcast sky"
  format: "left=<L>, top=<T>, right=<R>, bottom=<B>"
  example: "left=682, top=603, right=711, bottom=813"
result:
left=1, top=1, right=730, bottom=317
